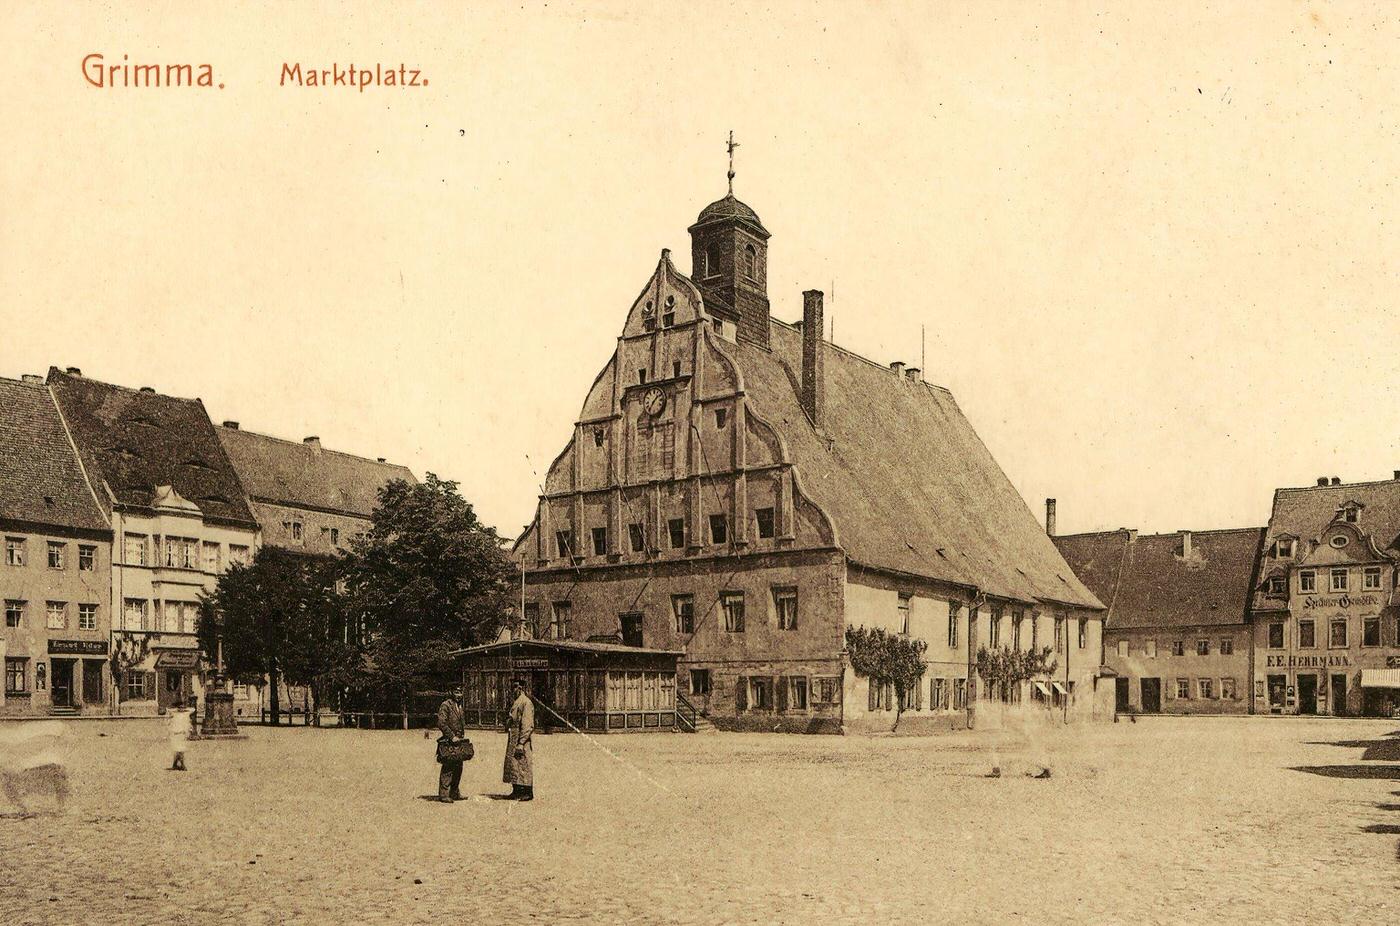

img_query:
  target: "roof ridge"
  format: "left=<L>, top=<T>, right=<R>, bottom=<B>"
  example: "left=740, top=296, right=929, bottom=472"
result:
left=219, top=425, right=405, bottom=468
left=768, top=315, right=951, bottom=393
left=50, top=369, right=202, bottom=404
left=1278, top=479, right=1400, bottom=493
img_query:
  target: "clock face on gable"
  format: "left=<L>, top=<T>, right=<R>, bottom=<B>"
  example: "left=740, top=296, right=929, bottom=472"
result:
left=642, top=387, right=667, bottom=417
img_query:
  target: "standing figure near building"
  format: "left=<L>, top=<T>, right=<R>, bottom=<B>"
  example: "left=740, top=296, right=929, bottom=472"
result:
left=436, top=692, right=467, bottom=803
left=503, top=678, right=533, bottom=801
left=169, top=705, right=194, bottom=771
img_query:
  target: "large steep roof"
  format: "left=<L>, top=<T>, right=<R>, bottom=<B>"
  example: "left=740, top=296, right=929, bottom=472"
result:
left=216, top=426, right=415, bottom=517
left=46, top=369, right=257, bottom=529
left=721, top=320, right=1102, bottom=609
left=0, top=377, right=107, bottom=532
left=1054, top=527, right=1264, bottom=629
left=1264, top=478, right=1400, bottom=553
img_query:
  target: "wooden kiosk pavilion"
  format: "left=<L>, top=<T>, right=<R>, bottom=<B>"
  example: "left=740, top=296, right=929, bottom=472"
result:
left=451, top=639, right=685, bottom=733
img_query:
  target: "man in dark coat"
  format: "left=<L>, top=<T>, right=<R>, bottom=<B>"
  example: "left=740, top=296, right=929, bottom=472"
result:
left=503, top=678, right=534, bottom=801
left=437, top=692, right=467, bottom=803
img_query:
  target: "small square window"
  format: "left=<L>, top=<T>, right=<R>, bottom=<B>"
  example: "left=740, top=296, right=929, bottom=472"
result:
left=755, top=507, right=775, bottom=539
left=47, top=542, right=65, bottom=569
left=1299, top=570, right=1316, bottom=593
left=668, top=519, right=686, bottom=550
left=721, top=592, right=745, bottom=632
left=628, top=523, right=645, bottom=553
left=78, top=603, right=98, bottom=631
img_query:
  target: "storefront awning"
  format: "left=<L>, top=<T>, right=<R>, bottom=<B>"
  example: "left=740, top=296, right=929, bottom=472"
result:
left=155, top=651, right=201, bottom=670
left=1359, top=669, right=1400, bottom=689
left=1033, top=682, right=1051, bottom=696
left=1051, top=682, right=1068, bottom=695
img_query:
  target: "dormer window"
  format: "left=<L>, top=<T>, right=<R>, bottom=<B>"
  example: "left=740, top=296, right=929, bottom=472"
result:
left=1274, top=538, right=1294, bottom=558
left=1343, top=506, right=1359, bottom=523
left=1267, top=575, right=1286, bottom=595
left=743, top=244, right=757, bottom=280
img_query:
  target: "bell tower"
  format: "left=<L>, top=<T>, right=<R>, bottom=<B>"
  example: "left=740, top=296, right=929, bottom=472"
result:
left=688, top=132, right=771, bottom=348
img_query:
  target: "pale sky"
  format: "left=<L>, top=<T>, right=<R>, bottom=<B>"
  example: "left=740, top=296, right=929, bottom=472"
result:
left=3, top=2, right=1397, bottom=540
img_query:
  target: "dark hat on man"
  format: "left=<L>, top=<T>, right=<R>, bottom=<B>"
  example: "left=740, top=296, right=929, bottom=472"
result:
left=511, top=677, right=528, bottom=687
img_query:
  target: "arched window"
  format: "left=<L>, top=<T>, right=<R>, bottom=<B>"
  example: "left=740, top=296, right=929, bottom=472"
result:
left=743, top=244, right=757, bottom=279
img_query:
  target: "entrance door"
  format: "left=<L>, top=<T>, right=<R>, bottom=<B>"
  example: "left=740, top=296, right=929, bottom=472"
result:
left=1297, top=674, right=1317, bottom=715
left=51, top=660, right=74, bottom=708
left=82, top=660, right=104, bottom=708
left=1140, top=678, right=1161, bottom=713
left=1115, top=677, right=1130, bottom=713
left=530, top=670, right=554, bottom=728
left=1330, top=673, right=1347, bottom=716
left=1267, top=674, right=1287, bottom=713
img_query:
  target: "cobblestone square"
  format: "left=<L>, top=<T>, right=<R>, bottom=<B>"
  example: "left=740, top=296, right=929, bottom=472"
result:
left=2, top=716, right=1396, bottom=924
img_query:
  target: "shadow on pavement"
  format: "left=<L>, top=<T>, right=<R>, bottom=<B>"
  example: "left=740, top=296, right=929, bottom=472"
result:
left=1290, top=765, right=1400, bottom=780
left=1360, top=823, right=1400, bottom=835
left=1303, top=737, right=1400, bottom=761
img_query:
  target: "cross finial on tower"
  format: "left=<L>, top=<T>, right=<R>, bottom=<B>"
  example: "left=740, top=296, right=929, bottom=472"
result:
left=726, top=130, right=739, bottom=195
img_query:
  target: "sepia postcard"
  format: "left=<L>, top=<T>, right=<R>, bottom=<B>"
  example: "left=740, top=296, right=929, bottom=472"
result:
left=2, top=3, right=1397, bottom=923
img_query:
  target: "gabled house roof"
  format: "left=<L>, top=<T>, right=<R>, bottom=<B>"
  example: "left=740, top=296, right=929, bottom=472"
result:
left=0, top=377, right=107, bottom=533
left=721, top=320, right=1102, bottom=610
left=1054, top=527, right=1264, bottom=629
left=1264, top=479, right=1400, bottom=555
left=216, top=426, right=415, bottom=518
left=46, top=368, right=257, bottom=529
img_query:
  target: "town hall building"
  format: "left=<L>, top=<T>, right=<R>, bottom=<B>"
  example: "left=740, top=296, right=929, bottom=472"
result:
left=511, top=176, right=1108, bottom=733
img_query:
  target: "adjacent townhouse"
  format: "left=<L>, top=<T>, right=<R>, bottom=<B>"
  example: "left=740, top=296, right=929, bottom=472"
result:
left=0, top=375, right=113, bottom=716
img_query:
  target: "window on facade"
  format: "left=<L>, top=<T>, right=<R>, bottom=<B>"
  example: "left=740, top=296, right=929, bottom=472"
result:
left=47, top=541, right=65, bottom=569
left=290, top=522, right=303, bottom=542
left=704, top=248, right=718, bottom=278
left=672, top=595, right=694, bottom=634
left=592, top=428, right=605, bottom=448
left=715, top=408, right=727, bottom=429
left=930, top=677, right=947, bottom=711
left=1363, top=566, right=1381, bottom=590
left=1329, top=619, right=1347, bottom=648
left=45, top=601, right=66, bottom=630
left=743, top=244, right=757, bottom=279
left=523, top=603, right=540, bottom=637
left=633, top=421, right=676, bottom=479
left=1267, top=576, right=1285, bottom=595
left=550, top=601, right=571, bottom=640
left=750, top=677, right=773, bottom=710
left=637, top=368, right=647, bottom=384
left=721, top=592, right=745, bottom=632
left=1299, top=570, right=1315, bottom=593
left=815, top=677, right=841, bottom=705
left=1363, top=617, right=1380, bottom=647
left=5, top=658, right=27, bottom=694
left=6, top=537, right=25, bottom=566
left=229, top=544, right=250, bottom=566
left=1199, top=678, right=1215, bottom=700
left=1196, top=639, right=1210, bottom=656
left=947, top=602, right=960, bottom=648
left=78, top=603, right=97, bottom=631
left=989, top=606, right=1001, bottom=646
left=1078, top=617, right=1087, bottom=649
left=788, top=676, right=809, bottom=711
left=1268, top=624, right=1284, bottom=649
left=1144, top=639, right=1157, bottom=657
left=1116, top=640, right=1128, bottom=657
left=628, top=523, right=645, bottom=553
left=1169, top=640, right=1183, bottom=656
left=1330, top=568, right=1348, bottom=592
left=1343, top=506, right=1359, bottom=523
left=555, top=530, right=574, bottom=559
left=5, top=600, right=23, bottom=627
left=124, top=670, right=148, bottom=701
left=200, top=541, right=221, bottom=572
left=668, top=518, right=686, bottom=550
left=1221, top=678, right=1237, bottom=700
left=774, top=587, right=797, bottom=630
left=1299, top=620, right=1316, bottom=648
left=690, top=669, right=711, bottom=694
left=709, top=514, right=728, bottom=546
left=953, top=678, right=967, bottom=711
left=662, top=298, right=676, bottom=328
left=1054, top=616, right=1065, bottom=653
left=123, top=598, right=147, bottom=631
left=1012, top=610, right=1024, bottom=650
left=1275, top=538, right=1294, bottom=558
left=591, top=527, right=608, bottom=557
left=76, top=544, right=95, bottom=571
left=900, top=594, right=913, bottom=635
left=1176, top=678, right=1190, bottom=700
left=620, top=611, right=643, bottom=647
left=755, top=507, right=775, bottom=540
left=1219, top=638, right=1234, bottom=655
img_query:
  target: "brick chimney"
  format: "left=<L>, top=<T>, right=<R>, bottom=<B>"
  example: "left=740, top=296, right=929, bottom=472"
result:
left=801, top=290, right=825, bottom=427
left=222, top=421, right=239, bottom=430
left=890, top=361, right=905, bottom=376
left=1179, top=530, right=1192, bottom=558
left=304, top=436, right=321, bottom=453
left=20, top=374, right=42, bottom=385
left=1331, top=476, right=1341, bottom=486
left=1045, top=498, right=1057, bottom=536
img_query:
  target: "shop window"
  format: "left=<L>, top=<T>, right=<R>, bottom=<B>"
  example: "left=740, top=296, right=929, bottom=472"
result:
left=1299, top=620, right=1315, bottom=648
left=1219, top=638, right=1234, bottom=656
left=721, top=592, right=745, bottom=632
left=591, top=527, right=607, bottom=557
left=947, top=602, right=960, bottom=648
left=668, top=518, right=686, bottom=549
left=78, top=604, right=97, bottom=631
left=774, top=587, right=798, bottom=630
left=1363, top=567, right=1381, bottom=590
left=672, top=595, right=694, bottom=634
left=1176, top=678, right=1190, bottom=700
left=1196, top=640, right=1210, bottom=656
left=628, top=523, right=645, bottom=553
left=901, top=594, right=914, bottom=635
left=1299, top=570, right=1315, bottom=593
left=709, top=514, right=728, bottom=545
left=4, top=600, right=23, bottom=628
left=689, top=669, right=711, bottom=695
left=1329, top=618, right=1347, bottom=648
left=754, top=507, right=775, bottom=539
left=1363, top=617, right=1380, bottom=647
left=47, top=541, right=65, bottom=569
left=1268, top=624, right=1284, bottom=649
left=1329, top=568, right=1348, bottom=592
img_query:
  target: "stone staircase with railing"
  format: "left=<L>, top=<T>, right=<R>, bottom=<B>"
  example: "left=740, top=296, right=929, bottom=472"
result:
left=676, top=692, right=717, bottom=733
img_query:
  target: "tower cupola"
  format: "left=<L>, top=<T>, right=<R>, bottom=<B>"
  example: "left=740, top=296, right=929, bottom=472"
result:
left=688, top=133, right=771, bottom=348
